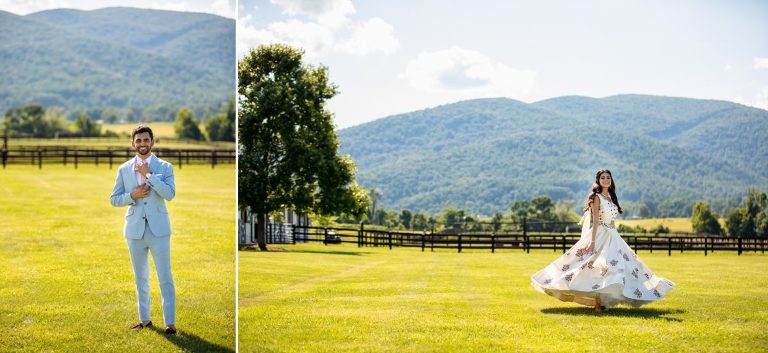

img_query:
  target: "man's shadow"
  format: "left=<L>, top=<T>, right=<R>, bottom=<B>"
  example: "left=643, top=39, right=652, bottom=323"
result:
left=150, top=326, right=234, bottom=353
left=541, top=307, right=685, bottom=322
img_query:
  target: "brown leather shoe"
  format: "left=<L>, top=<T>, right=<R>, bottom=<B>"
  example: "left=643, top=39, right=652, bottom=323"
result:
left=130, top=321, right=152, bottom=330
left=164, top=326, right=177, bottom=334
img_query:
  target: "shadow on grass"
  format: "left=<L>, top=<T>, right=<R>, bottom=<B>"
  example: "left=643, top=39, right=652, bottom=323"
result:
left=541, top=307, right=686, bottom=322
left=150, top=326, right=234, bottom=353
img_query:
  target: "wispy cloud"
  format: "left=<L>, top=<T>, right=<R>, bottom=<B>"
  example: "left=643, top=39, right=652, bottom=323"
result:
left=335, top=17, right=398, bottom=56
left=238, top=0, right=397, bottom=58
left=404, top=46, right=537, bottom=99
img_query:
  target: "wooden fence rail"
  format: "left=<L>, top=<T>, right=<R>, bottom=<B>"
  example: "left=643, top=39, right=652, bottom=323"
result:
left=249, top=223, right=766, bottom=256
left=1, top=146, right=235, bottom=169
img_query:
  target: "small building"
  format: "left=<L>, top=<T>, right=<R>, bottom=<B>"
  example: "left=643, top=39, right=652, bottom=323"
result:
left=238, top=208, right=310, bottom=245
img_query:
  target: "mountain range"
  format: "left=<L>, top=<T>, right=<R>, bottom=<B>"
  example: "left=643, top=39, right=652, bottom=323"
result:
left=0, top=7, right=234, bottom=119
left=337, top=95, right=768, bottom=217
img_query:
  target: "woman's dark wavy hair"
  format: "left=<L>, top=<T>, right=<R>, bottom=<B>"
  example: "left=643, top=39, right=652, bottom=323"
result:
left=583, top=169, right=623, bottom=214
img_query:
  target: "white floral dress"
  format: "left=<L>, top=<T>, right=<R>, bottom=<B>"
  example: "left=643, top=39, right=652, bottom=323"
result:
left=531, top=194, right=675, bottom=308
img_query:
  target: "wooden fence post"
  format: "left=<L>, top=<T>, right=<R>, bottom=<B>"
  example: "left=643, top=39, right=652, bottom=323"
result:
left=738, top=237, right=742, bottom=256
left=668, top=237, right=671, bottom=256
left=458, top=234, right=462, bottom=253
left=523, top=217, right=529, bottom=254
left=562, top=236, right=566, bottom=254
left=388, top=231, right=392, bottom=250
left=358, top=223, right=363, bottom=248
left=704, top=236, right=708, bottom=256
left=649, top=237, right=652, bottom=254
left=491, top=233, right=496, bottom=253
left=552, top=236, right=556, bottom=253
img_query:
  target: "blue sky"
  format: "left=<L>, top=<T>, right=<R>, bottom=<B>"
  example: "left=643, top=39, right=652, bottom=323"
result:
left=0, top=0, right=235, bottom=18
left=239, top=0, right=768, bottom=128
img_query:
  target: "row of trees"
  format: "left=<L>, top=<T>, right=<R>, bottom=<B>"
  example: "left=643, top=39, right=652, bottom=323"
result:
left=331, top=193, right=582, bottom=233
left=333, top=190, right=768, bottom=238
left=173, top=98, right=235, bottom=142
left=691, top=189, right=768, bottom=237
left=2, top=99, right=235, bottom=142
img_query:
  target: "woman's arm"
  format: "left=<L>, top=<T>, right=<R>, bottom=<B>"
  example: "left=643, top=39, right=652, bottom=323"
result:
left=590, top=195, right=600, bottom=243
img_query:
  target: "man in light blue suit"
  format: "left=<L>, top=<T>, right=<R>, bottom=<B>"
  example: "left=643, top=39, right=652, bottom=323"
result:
left=110, top=125, right=177, bottom=334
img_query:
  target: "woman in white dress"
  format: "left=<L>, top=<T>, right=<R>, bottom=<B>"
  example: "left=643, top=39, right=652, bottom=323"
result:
left=531, top=169, right=675, bottom=310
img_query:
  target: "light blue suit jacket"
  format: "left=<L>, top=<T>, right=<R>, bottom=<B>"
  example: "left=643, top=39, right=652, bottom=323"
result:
left=110, top=154, right=175, bottom=239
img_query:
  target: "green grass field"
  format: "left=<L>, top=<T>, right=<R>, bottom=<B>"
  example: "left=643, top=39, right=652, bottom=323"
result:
left=615, top=217, right=694, bottom=233
left=0, top=164, right=235, bottom=352
left=240, top=243, right=768, bottom=352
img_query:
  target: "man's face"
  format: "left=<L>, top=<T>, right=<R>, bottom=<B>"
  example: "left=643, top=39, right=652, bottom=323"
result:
left=131, top=132, right=154, bottom=157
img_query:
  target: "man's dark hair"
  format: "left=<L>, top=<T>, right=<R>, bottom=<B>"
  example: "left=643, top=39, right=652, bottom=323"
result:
left=131, top=125, right=154, bottom=140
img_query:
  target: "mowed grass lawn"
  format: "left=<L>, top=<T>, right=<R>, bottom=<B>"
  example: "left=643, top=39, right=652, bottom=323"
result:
left=0, top=164, right=235, bottom=352
left=240, top=243, right=768, bottom=352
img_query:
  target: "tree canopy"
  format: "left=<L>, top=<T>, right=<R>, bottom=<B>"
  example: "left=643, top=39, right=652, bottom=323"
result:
left=238, top=44, right=369, bottom=249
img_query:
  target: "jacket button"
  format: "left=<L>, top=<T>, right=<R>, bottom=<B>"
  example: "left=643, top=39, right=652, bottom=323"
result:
left=144, top=202, right=147, bottom=205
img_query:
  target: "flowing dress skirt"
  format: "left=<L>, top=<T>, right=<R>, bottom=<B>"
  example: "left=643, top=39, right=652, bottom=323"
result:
left=531, top=225, right=675, bottom=308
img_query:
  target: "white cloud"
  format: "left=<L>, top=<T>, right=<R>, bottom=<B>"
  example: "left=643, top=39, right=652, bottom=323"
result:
left=335, top=17, right=397, bottom=56
left=268, top=19, right=335, bottom=54
left=723, top=64, right=733, bottom=72
left=404, top=46, right=537, bottom=99
left=237, top=15, right=334, bottom=58
left=754, top=57, right=768, bottom=69
left=270, top=0, right=353, bottom=28
left=238, top=1, right=397, bottom=58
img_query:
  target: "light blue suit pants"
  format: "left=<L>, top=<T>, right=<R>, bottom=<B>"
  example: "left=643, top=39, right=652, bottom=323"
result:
left=127, top=221, right=175, bottom=326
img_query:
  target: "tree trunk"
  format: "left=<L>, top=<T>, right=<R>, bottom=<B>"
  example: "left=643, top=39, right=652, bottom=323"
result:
left=256, top=212, right=268, bottom=251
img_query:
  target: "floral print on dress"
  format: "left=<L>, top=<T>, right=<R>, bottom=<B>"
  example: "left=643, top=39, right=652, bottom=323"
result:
left=592, top=284, right=600, bottom=290
left=565, top=273, right=573, bottom=282
left=653, top=289, right=661, bottom=298
left=610, top=259, right=618, bottom=266
left=623, top=253, right=630, bottom=261
left=543, top=279, right=552, bottom=285
left=600, top=265, right=609, bottom=276
left=561, top=264, right=570, bottom=271
left=631, top=268, right=639, bottom=279
left=633, top=288, right=642, bottom=298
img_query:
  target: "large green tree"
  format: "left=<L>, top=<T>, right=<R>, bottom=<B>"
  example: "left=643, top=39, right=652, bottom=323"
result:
left=691, top=201, right=722, bottom=235
left=3, top=104, right=68, bottom=137
left=174, top=108, right=204, bottom=141
left=238, top=44, right=369, bottom=250
left=206, top=98, right=236, bottom=142
left=74, top=112, right=102, bottom=137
